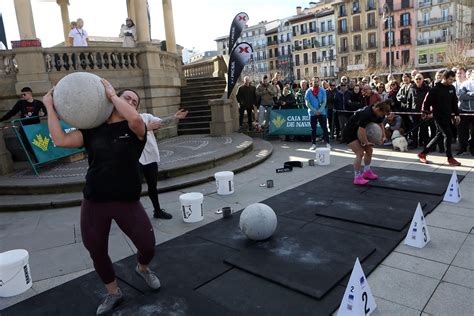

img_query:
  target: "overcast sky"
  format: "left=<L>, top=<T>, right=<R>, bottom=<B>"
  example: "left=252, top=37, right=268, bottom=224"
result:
left=1, top=0, right=302, bottom=52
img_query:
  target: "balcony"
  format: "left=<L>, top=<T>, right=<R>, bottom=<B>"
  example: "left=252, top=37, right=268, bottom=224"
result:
left=338, top=46, right=349, bottom=54
left=303, top=44, right=311, bottom=50
left=339, top=10, right=347, bottom=18
left=294, top=45, right=302, bottom=51
left=309, top=27, right=319, bottom=33
left=417, top=36, right=447, bottom=46
left=399, top=20, right=411, bottom=27
left=365, top=22, right=377, bottom=30
left=338, top=28, right=348, bottom=34
left=366, top=42, right=378, bottom=49
left=384, top=41, right=396, bottom=48
left=351, top=25, right=362, bottom=32
left=417, top=15, right=453, bottom=27
left=267, top=40, right=278, bottom=46
left=352, top=45, right=363, bottom=52
left=352, top=7, right=361, bottom=14
left=418, top=0, right=432, bottom=8
left=397, top=39, right=411, bottom=46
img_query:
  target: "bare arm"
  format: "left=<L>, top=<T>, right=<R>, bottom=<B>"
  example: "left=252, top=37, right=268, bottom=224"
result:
left=101, top=79, right=145, bottom=140
left=44, top=89, right=84, bottom=148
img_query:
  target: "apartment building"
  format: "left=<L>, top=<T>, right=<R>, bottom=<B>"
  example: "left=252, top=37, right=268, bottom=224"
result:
left=266, top=26, right=279, bottom=78
left=313, top=9, right=338, bottom=80
left=333, top=0, right=380, bottom=73
left=415, top=0, right=472, bottom=70
left=379, top=0, right=416, bottom=70
left=277, top=19, right=294, bottom=81
left=291, top=13, right=318, bottom=81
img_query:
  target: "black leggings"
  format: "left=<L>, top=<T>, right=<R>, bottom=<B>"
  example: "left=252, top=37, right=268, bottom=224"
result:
left=140, top=162, right=162, bottom=212
left=81, top=199, right=155, bottom=284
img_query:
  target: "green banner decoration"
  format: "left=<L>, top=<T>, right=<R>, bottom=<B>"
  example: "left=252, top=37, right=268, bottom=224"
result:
left=22, top=121, right=84, bottom=164
left=268, top=109, right=322, bottom=136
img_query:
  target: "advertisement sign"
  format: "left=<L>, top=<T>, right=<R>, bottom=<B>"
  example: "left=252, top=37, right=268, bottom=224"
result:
left=268, top=109, right=322, bottom=136
left=22, top=121, right=84, bottom=164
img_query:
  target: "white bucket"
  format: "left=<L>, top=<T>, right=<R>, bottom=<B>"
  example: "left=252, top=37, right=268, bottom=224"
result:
left=0, top=249, right=33, bottom=297
left=214, top=171, right=234, bottom=195
left=179, top=192, right=204, bottom=223
left=315, top=148, right=330, bottom=166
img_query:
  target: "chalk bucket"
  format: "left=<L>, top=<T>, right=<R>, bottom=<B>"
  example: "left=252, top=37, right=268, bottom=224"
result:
left=214, top=171, right=234, bottom=195
left=0, top=249, right=32, bottom=297
left=315, top=147, right=330, bottom=165
left=179, top=192, right=204, bottom=223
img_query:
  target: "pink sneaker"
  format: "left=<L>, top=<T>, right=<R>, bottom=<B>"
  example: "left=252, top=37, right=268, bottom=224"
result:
left=353, top=175, right=369, bottom=185
left=362, top=169, right=378, bottom=180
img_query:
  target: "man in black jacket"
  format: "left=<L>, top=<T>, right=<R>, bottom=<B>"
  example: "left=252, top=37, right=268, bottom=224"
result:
left=0, top=87, right=47, bottom=125
left=418, top=70, right=461, bottom=166
left=236, top=76, right=257, bottom=132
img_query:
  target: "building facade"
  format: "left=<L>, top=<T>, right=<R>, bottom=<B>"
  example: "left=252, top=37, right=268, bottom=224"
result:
left=379, top=0, right=416, bottom=71
left=333, top=0, right=380, bottom=74
left=291, top=13, right=318, bottom=81
left=415, top=0, right=472, bottom=70
left=314, top=9, right=338, bottom=80
left=266, top=26, right=279, bottom=79
left=277, top=19, right=294, bottom=82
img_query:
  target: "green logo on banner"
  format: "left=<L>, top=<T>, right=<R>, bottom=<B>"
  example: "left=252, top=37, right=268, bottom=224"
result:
left=268, top=109, right=322, bottom=136
left=32, top=134, right=50, bottom=152
left=272, top=115, right=286, bottom=128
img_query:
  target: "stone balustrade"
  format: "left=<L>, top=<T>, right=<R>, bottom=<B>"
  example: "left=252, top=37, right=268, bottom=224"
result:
left=183, top=56, right=227, bottom=78
left=42, top=47, right=141, bottom=72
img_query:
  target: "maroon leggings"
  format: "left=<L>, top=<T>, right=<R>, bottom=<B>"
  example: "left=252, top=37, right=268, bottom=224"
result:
left=81, top=199, right=156, bottom=284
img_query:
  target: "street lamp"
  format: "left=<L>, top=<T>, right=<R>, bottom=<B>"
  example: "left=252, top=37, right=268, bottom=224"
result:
left=383, top=1, right=392, bottom=75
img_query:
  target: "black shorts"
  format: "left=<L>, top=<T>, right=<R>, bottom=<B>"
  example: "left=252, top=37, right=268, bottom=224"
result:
left=342, top=130, right=358, bottom=144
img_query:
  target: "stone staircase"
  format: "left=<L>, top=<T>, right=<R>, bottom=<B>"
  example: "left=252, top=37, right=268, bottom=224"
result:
left=178, top=77, right=226, bottom=135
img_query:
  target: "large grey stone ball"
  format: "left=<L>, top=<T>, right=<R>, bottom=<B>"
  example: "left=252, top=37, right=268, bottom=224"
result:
left=239, top=203, right=277, bottom=241
left=358, top=122, right=383, bottom=145
left=54, top=72, right=113, bottom=129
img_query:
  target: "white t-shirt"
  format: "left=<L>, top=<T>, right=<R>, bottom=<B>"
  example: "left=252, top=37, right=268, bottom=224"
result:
left=139, top=113, right=161, bottom=165
left=68, top=28, right=88, bottom=47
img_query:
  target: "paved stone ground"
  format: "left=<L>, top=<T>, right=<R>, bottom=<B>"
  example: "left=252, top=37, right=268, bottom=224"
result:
left=1, top=140, right=473, bottom=315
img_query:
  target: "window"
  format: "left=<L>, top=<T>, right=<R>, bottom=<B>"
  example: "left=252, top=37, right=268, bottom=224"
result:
left=309, top=21, right=316, bottom=33
left=367, top=0, right=376, bottom=10
left=303, top=53, right=309, bottom=65
left=352, top=15, right=361, bottom=31
left=295, top=54, right=300, bottom=66
left=292, top=26, right=298, bottom=36
left=296, top=69, right=301, bottom=80
left=286, top=33, right=290, bottom=41
left=274, top=48, right=278, bottom=57
left=312, top=52, right=317, bottom=63
left=353, top=1, right=360, bottom=14
left=384, top=16, right=394, bottom=29
left=339, top=19, right=347, bottom=33
left=305, top=68, right=309, bottom=77
left=354, top=35, right=362, bottom=50
left=368, top=53, right=376, bottom=67
left=313, top=67, right=318, bottom=76
left=442, top=8, right=449, bottom=21
left=401, top=0, right=410, bottom=9
left=423, top=12, right=429, bottom=24
left=386, top=52, right=394, bottom=66
left=328, top=35, right=333, bottom=45
left=400, top=13, right=410, bottom=27
left=270, top=61, right=274, bottom=70
left=385, top=31, right=395, bottom=47
left=328, top=20, right=333, bottom=31
left=339, top=4, right=346, bottom=17
left=301, top=23, right=308, bottom=34
left=341, top=56, right=348, bottom=67
left=442, top=28, right=449, bottom=38
left=321, top=36, right=326, bottom=46
left=400, top=29, right=410, bottom=45
left=355, top=55, right=362, bottom=64
left=367, top=12, right=375, bottom=28
left=330, top=66, right=335, bottom=77
left=320, top=22, right=326, bottom=32
left=268, top=49, right=273, bottom=58
left=280, top=34, right=284, bottom=43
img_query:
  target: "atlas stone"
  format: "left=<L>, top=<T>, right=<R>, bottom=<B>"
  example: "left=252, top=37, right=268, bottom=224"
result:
left=359, top=122, right=383, bottom=145
left=239, top=203, right=277, bottom=241
left=54, top=72, right=113, bottom=129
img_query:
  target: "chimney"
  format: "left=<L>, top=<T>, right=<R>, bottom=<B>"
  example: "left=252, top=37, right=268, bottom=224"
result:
left=296, top=6, right=302, bottom=15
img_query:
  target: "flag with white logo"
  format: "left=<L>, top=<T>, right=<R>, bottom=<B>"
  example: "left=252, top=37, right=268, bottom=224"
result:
left=227, top=42, right=253, bottom=98
left=228, top=12, right=249, bottom=51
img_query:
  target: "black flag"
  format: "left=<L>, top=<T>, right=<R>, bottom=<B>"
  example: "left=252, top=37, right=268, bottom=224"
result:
left=0, top=14, right=7, bottom=49
left=227, top=42, right=253, bottom=98
left=228, top=12, right=249, bottom=52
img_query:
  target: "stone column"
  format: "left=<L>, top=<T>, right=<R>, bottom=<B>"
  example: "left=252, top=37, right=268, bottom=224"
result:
left=162, top=0, right=177, bottom=53
left=0, top=125, right=13, bottom=175
left=134, top=0, right=151, bottom=43
left=126, top=0, right=137, bottom=23
left=13, top=0, right=37, bottom=39
left=56, top=0, right=71, bottom=45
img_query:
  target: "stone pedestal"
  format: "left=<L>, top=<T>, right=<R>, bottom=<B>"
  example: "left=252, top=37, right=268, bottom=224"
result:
left=209, top=99, right=234, bottom=136
left=0, top=125, right=13, bottom=175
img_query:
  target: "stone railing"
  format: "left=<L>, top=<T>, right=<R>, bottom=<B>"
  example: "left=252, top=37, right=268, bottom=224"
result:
left=0, top=51, right=19, bottom=76
left=183, top=56, right=226, bottom=78
left=42, top=47, right=141, bottom=72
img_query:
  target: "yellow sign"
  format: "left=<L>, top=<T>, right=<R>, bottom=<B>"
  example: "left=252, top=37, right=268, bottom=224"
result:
left=272, top=115, right=286, bottom=128
left=32, top=134, right=50, bottom=152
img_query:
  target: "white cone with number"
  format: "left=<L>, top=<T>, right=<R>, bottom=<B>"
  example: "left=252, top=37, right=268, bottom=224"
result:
left=443, top=170, right=461, bottom=203
left=337, top=258, right=376, bottom=316
left=404, top=203, right=430, bottom=248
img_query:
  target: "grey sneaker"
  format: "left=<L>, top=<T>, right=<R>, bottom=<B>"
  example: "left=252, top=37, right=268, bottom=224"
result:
left=135, top=265, right=161, bottom=290
left=96, top=288, right=123, bottom=315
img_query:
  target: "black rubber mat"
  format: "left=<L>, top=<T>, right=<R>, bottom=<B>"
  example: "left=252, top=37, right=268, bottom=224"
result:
left=225, top=222, right=376, bottom=299
left=315, top=196, right=427, bottom=231
left=196, top=269, right=346, bottom=316
left=113, top=236, right=235, bottom=294
left=330, top=165, right=458, bottom=195
left=1, top=272, right=141, bottom=315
